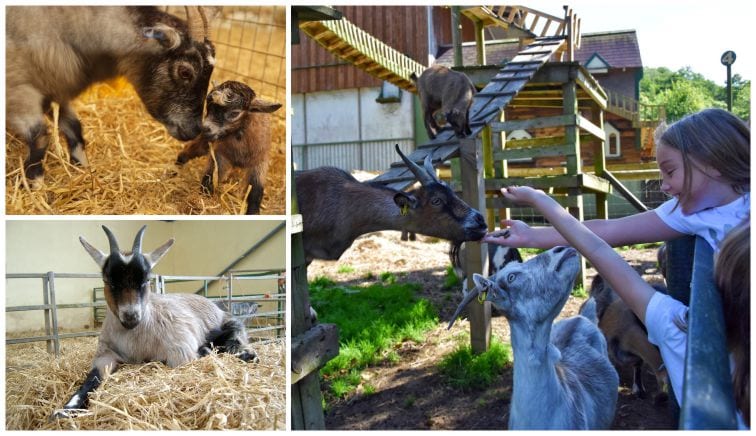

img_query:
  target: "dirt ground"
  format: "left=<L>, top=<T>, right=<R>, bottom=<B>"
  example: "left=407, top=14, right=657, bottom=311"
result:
left=307, top=231, right=676, bottom=430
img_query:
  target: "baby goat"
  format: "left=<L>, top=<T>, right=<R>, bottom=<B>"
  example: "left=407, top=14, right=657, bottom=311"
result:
left=449, top=247, right=618, bottom=429
left=53, top=225, right=255, bottom=419
left=589, top=275, right=669, bottom=403
left=177, top=81, right=282, bottom=214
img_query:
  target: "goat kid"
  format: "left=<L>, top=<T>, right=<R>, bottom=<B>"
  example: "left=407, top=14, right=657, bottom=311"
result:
left=410, top=65, right=476, bottom=139
left=177, top=81, right=282, bottom=214
left=448, top=247, right=619, bottom=429
left=295, top=144, right=487, bottom=264
left=53, top=225, right=255, bottom=419
left=588, top=275, right=669, bottom=403
left=7, top=6, right=215, bottom=182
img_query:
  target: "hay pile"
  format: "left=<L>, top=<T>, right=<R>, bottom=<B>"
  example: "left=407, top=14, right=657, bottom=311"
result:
left=6, top=337, right=285, bottom=430
left=5, top=79, right=286, bottom=215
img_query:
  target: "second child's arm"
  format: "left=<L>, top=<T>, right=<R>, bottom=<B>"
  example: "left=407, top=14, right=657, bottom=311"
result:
left=501, top=186, right=658, bottom=322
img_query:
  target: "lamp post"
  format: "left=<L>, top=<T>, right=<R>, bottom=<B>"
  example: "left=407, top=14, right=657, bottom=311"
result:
left=720, top=50, right=736, bottom=112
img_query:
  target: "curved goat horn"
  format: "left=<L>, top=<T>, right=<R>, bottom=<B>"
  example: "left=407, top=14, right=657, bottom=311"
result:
left=184, top=6, right=209, bottom=41
left=423, top=151, right=440, bottom=183
left=102, top=226, right=121, bottom=256
left=395, top=144, right=434, bottom=186
left=132, top=225, right=148, bottom=254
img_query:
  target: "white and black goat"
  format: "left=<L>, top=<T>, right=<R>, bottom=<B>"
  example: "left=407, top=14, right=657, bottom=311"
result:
left=449, top=247, right=619, bottom=429
left=410, top=65, right=476, bottom=139
left=177, top=81, right=282, bottom=214
left=295, top=145, right=488, bottom=264
left=588, top=275, right=669, bottom=403
left=53, top=225, right=255, bottom=418
left=6, top=6, right=216, bottom=182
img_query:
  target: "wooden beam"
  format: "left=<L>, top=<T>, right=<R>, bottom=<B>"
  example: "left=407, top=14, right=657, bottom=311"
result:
left=291, top=324, right=340, bottom=384
left=490, top=114, right=573, bottom=132
left=495, top=144, right=572, bottom=160
left=576, top=114, right=606, bottom=141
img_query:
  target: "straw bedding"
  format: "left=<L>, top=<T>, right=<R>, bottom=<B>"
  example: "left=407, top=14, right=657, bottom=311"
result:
left=5, top=80, right=286, bottom=215
left=5, top=337, right=285, bottom=430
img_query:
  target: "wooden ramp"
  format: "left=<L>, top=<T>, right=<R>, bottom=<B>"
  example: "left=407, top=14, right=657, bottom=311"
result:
left=374, top=36, right=567, bottom=190
left=298, top=17, right=425, bottom=93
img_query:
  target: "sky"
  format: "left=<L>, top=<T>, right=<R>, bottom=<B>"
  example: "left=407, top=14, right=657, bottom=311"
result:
left=524, top=0, right=753, bottom=85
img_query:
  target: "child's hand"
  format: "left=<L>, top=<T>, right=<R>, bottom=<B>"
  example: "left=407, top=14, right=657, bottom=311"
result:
left=482, top=219, right=533, bottom=247
left=500, top=185, right=545, bottom=205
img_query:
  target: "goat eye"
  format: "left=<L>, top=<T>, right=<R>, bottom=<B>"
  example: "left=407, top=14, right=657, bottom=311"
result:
left=507, top=273, right=516, bottom=283
left=431, top=197, right=443, bottom=206
left=225, top=110, right=242, bottom=120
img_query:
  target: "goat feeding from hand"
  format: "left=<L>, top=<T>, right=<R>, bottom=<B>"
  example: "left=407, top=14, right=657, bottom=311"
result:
left=295, top=144, right=488, bottom=264
left=448, top=247, right=619, bottom=429
left=53, top=225, right=256, bottom=419
left=177, top=80, right=282, bottom=214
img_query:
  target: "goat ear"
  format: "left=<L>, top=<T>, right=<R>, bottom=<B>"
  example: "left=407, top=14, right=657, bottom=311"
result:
left=248, top=99, right=282, bottom=113
left=80, top=236, right=108, bottom=269
left=144, top=239, right=175, bottom=268
left=393, top=192, right=418, bottom=214
left=142, top=24, right=182, bottom=50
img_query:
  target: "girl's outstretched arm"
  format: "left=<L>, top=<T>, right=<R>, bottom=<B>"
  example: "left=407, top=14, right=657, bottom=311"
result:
left=500, top=186, right=658, bottom=322
left=484, top=190, right=683, bottom=249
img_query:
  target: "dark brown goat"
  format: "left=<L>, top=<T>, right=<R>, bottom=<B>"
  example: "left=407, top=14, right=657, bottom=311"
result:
left=177, top=81, right=282, bottom=214
left=410, top=65, right=476, bottom=139
left=295, top=145, right=488, bottom=264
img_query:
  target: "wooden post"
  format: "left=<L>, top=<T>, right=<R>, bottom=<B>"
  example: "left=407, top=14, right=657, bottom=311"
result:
left=460, top=137, right=490, bottom=353
left=451, top=7, right=462, bottom=67
left=592, top=103, right=608, bottom=220
left=474, top=19, right=486, bottom=66
left=563, top=72, right=586, bottom=289
left=291, top=178, right=336, bottom=430
left=496, top=111, right=510, bottom=226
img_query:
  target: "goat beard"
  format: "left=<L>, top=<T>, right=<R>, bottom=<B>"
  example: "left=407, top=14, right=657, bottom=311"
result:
left=449, top=241, right=463, bottom=269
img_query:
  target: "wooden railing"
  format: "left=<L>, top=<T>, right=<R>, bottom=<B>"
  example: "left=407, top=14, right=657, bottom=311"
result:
left=605, top=90, right=666, bottom=126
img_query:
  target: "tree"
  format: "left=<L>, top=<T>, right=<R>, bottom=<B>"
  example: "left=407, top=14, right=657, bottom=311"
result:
left=640, top=67, right=750, bottom=121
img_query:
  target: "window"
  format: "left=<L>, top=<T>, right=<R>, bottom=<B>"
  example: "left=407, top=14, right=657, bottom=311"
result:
left=604, top=122, right=621, bottom=157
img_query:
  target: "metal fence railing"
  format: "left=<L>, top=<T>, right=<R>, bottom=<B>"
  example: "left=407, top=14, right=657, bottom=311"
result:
left=6, top=270, right=286, bottom=356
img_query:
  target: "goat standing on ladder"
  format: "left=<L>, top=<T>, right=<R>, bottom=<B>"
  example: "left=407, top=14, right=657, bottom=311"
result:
left=53, top=225, right=256, bottom=419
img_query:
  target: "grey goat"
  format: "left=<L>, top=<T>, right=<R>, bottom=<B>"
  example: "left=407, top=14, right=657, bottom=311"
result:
left=449, top=247, right=619, bottom=429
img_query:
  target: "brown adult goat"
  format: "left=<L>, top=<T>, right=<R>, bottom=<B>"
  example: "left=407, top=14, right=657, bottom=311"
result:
left=410, top=65, right=477, bottom=139
left=177, top=81, right=282, bottom=214
left=589, top=275, right=669, bottom=403
left=6, top=6, right=215, bottom=182
left=295, top=145, right=488, bottom=264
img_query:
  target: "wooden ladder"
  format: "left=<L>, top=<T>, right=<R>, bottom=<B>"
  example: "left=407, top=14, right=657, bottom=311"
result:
left=298, top=17, right=426, bottom=93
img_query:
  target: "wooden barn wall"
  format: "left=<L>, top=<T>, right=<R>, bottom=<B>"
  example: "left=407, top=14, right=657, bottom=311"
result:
left=293, top=6, right=429, bottom=94
left=434, top=7, right=479, bottom=48
left=594, top=69, right=640, bottom=98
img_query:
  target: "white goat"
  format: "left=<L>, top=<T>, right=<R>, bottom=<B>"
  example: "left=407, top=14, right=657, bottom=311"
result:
left=449, top=246, right=619, bottom=429
left=53, top=225, right=255, bottom=418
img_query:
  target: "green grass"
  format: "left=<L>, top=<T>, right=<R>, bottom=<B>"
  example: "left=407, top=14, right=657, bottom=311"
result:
left=438, top=339, right=511, bottom=390
left=444, top=265, right=461, bottom=289
left=337, top=264, right=355, bottom=274
left=571, top=284, right=588, bottom=298
left=309, top=277, right=438, bottom=399
left=616, top=242, right=663, bottom=251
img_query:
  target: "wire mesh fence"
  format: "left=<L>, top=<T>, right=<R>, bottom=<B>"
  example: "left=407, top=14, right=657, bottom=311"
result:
left=165, top=6, right=286, bottom=119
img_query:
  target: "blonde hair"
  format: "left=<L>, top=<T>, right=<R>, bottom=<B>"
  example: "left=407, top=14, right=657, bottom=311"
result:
left=655, top=108, right=750, bottom=209
left=715, top=219, right=750, bottom=426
